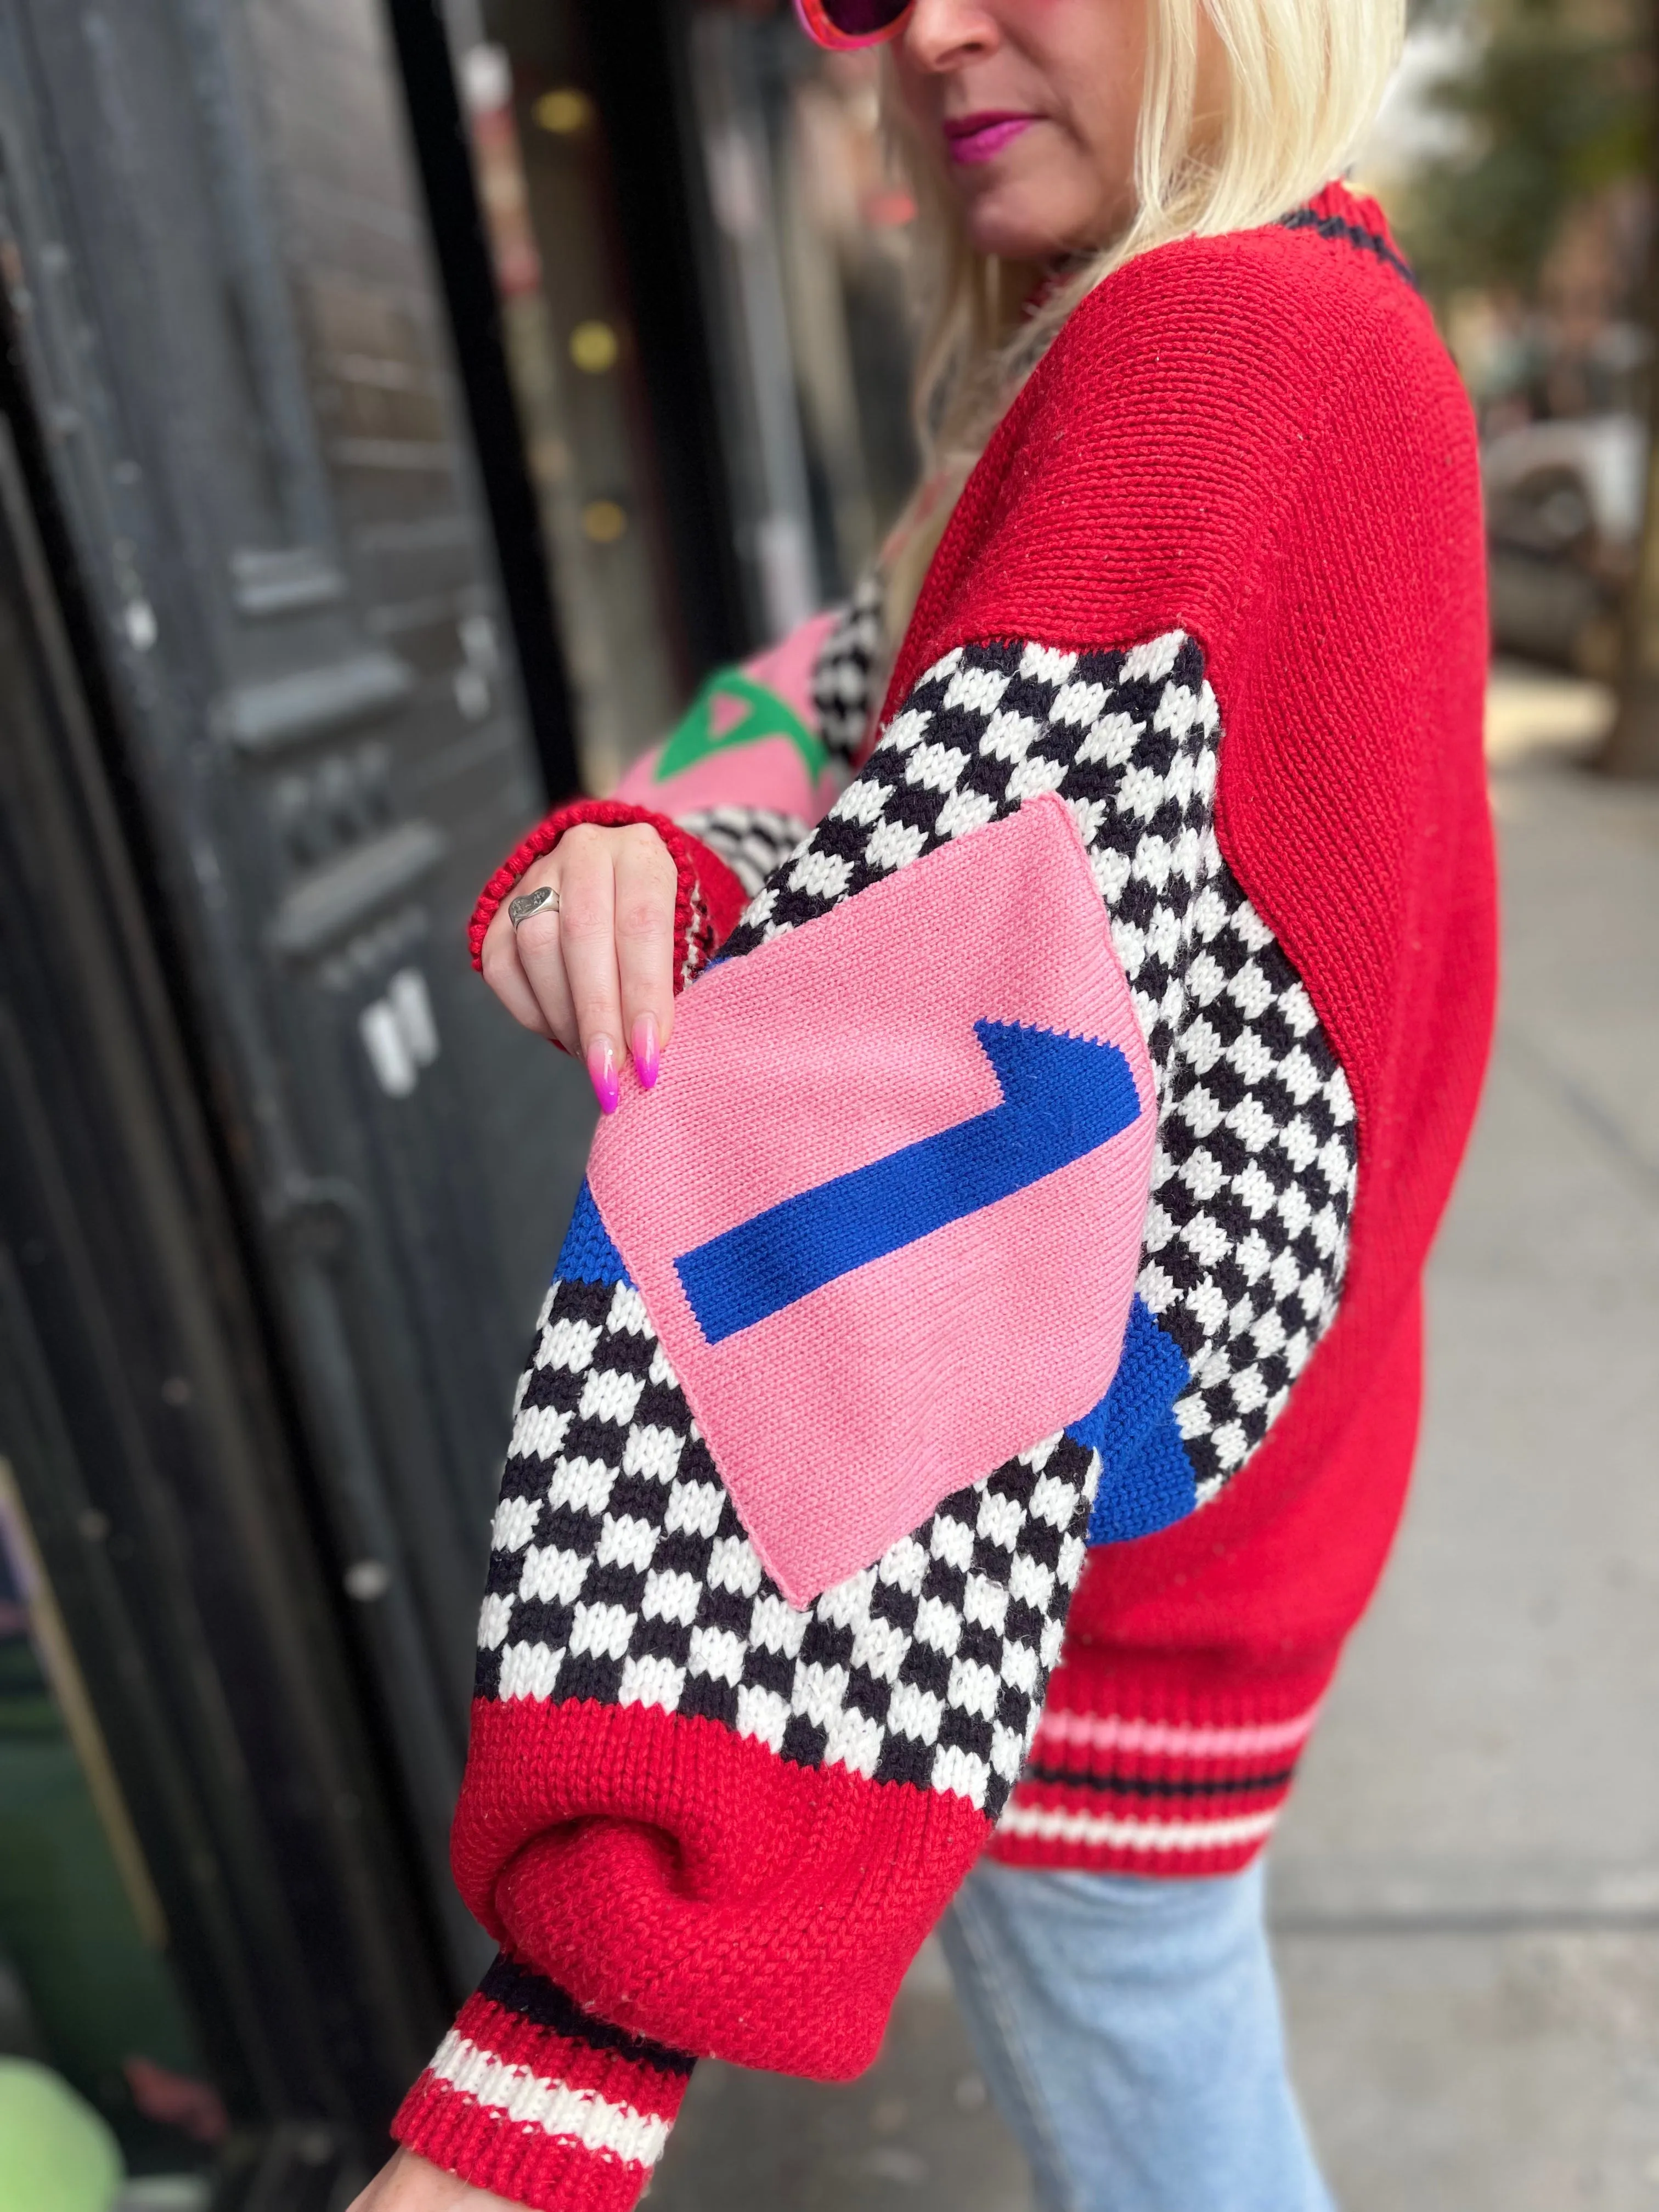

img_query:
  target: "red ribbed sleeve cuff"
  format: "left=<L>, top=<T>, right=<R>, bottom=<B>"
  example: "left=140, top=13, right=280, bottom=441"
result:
left=467, top=799, right=749, bottom=986
left=392, top=1954, right=693, bottom=2212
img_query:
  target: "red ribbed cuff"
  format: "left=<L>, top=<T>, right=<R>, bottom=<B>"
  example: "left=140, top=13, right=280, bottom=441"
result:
left=467, top=798, right=750, bottom=984
left=393, top=1960, right=693, bottom=2212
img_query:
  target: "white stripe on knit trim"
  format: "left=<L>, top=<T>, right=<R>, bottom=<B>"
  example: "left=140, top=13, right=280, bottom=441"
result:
left=997, top=1802, right=1282, bottom=1852
left=1032, top=1705, right=1322, bottom=1760
left=430, top=2030, right=670, bottom=2166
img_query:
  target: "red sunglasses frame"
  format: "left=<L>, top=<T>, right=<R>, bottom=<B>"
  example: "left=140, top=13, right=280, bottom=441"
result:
left=792, top=0, right=915, bottom=50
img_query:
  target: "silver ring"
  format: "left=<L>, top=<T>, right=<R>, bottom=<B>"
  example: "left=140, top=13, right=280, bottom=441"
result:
left=509, top=885, right=560, bottom=929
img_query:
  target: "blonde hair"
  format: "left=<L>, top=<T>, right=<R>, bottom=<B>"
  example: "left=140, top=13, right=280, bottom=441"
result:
left=881, top=0, right=1406, bottom=633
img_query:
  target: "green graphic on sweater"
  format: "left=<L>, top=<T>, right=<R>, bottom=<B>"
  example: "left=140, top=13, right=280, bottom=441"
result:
left=655, top=670, right=826, bottom=786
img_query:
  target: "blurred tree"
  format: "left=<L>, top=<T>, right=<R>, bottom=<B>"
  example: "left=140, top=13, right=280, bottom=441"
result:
left=1401, top=0, right=1659, bottom=774
left=1400, top=0, right=1649, bottom=302
left=1606, top=0, right=1659, bottom=773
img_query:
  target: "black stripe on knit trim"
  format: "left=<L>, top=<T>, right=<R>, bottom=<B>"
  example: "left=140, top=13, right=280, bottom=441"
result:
left=1023, top=1764, right=1299, bottom=1800
left=1277, top=206, right=1418, bottom=292
left=478, top=1955, right=696, bottom=2076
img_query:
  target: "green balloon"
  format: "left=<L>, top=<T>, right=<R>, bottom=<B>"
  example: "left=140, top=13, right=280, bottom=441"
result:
left=0, top=2061, right=122, bottom=2212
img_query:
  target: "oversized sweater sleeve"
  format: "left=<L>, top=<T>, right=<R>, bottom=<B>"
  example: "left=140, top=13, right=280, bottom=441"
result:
left=468, top=586, right=887, bottom=978
left=395, top=621, right=1360, bottom=2207
left=402, top=194, right=1497, bottom=2203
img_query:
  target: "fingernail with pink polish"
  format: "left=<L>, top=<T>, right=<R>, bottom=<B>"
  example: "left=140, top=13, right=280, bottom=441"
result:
left=631, top=1013, right=661, bottom=1091
left=587, top=1035, right=619, bottom=1115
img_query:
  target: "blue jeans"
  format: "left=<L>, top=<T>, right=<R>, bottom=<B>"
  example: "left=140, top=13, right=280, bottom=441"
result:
left=939, top=1857, right=1335, bottom=2212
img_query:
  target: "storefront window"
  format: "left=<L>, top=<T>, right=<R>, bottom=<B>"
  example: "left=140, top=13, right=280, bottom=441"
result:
left=458, top=22, right=686, bottom=793
left=452, top=0, right=917, bottom=789
left=686, top=7, right=919, bottom=617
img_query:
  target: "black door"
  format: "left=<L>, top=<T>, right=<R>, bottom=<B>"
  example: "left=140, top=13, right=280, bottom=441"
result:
left=0, top=0, right=595, bottom=2153
left=0, top=392, right=438, bottom=2182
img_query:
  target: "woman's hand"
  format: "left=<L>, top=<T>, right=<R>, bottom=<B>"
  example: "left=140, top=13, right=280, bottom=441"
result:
left=480, top=823, right=678, bottom=1113
left=347, top=2146, right=520, bottom=2211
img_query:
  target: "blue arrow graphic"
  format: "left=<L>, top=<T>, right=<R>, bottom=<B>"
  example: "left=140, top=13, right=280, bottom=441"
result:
left=675, top=1020, right=1141, bottom=1344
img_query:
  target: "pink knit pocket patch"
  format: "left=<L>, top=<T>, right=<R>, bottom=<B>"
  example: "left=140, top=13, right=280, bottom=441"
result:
left=586, top=794, right=1156, bottom=1607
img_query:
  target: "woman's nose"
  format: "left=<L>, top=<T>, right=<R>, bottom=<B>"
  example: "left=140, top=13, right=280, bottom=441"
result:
left=900, top=0, right=1003, bottom=70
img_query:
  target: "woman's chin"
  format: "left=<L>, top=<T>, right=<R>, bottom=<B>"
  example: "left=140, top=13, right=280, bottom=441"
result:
left=964, top=217, right=1073, bottom=264
left=955, top=178, right=1099, bottom=266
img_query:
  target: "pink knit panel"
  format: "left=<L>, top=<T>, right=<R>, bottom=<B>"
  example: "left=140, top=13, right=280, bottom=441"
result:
left=587, top=795, right=1156, bottom=1605
left=612, top=733, right=837, bottom=823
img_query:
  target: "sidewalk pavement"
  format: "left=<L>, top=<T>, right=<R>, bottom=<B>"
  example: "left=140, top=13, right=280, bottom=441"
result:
left=651, top=676, right=1659, bottom=2211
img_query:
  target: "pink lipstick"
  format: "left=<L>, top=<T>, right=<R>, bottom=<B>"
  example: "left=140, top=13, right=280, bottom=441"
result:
left=943, top=111, right=1035, bottom=166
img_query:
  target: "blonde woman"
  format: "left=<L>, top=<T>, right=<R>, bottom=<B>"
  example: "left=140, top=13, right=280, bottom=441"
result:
left=356, top=3, right=1494, bottom=2208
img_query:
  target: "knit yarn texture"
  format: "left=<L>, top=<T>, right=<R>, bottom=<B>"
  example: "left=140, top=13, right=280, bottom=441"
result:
left=401, top=184, right=1494, bottom=2212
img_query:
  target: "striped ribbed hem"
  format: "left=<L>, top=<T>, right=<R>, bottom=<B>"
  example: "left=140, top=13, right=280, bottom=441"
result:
left=393, top=1955, right=693, bottom=2211
left=990, top=1693, right=1324, bottom=1877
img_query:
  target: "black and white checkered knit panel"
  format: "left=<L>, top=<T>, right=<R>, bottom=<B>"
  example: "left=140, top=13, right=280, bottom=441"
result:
left=473, top=631, right=1353, bottom=1817
left=721, top=631, right=1358, bottom=1501
left=674, top=808, right=810, bottom=900
left=479, top=1281, right=1097, bottom=1820
left=811, top=569, right=885, bottom=766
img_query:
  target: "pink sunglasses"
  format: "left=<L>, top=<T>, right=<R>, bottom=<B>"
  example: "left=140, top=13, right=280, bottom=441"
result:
left=793, top=0, right=916, bottom=50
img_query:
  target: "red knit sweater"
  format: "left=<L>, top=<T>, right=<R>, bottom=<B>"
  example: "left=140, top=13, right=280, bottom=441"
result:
left=398, top=185, right=1494, bottom=2209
